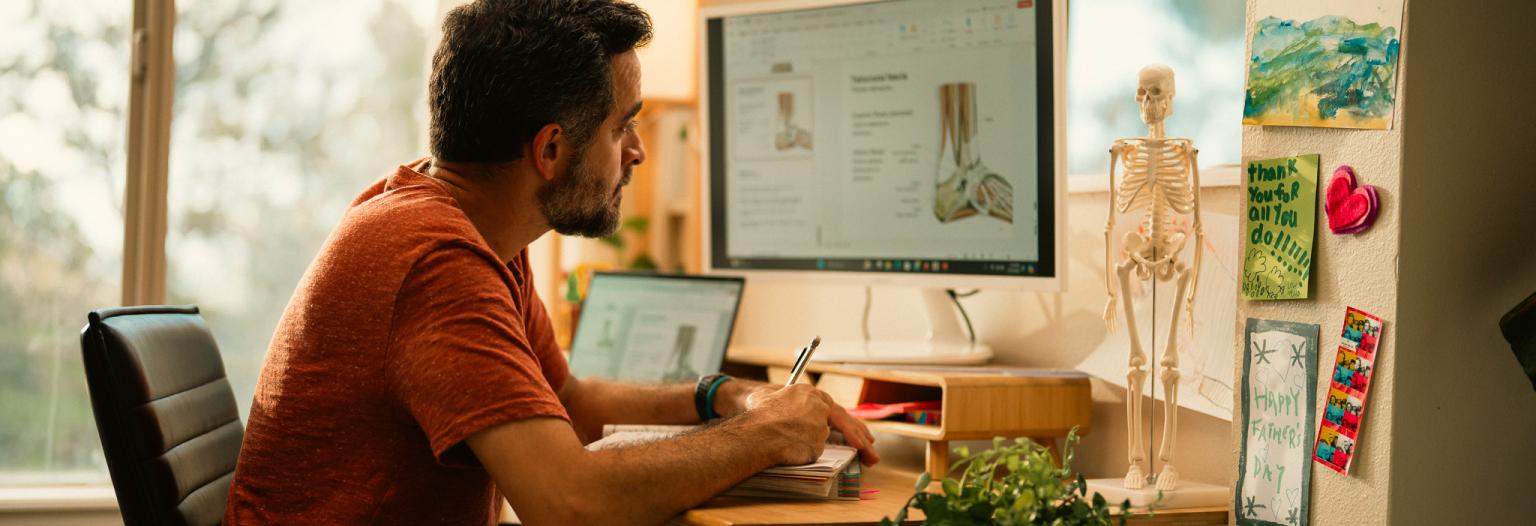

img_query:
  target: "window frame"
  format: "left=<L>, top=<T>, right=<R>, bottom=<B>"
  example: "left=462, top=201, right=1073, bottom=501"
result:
left=0, top=0, right=171, bottom=511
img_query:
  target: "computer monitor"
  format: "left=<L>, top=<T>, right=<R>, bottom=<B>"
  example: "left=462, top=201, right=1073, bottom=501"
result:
left=700, top=0, right=1065, bottom=364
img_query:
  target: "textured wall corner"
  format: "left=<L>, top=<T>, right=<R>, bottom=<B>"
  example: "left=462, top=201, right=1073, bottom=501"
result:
left=1231, top=0, right=1407, bottom=524
left=1390, top=0, right=1536, bottom=524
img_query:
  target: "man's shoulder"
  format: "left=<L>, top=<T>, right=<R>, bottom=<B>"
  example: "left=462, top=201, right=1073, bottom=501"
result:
left=335, top=178, right=480, bottom=256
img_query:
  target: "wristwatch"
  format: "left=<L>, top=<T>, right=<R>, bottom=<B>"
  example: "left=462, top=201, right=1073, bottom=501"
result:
left=694, top=373, right=733, bottom=421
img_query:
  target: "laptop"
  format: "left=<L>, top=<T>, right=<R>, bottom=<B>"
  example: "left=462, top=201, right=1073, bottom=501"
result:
left=567, top=272, right=746, bottom=383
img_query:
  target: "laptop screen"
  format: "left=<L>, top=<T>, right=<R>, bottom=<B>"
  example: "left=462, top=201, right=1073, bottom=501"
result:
left=567, top=273, right=745, bottom=383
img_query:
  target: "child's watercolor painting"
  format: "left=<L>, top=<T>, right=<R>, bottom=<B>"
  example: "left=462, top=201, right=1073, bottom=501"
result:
left=1244, top=0, right=1405, bottom=129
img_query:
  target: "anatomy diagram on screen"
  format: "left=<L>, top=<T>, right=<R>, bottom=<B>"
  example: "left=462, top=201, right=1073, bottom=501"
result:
left=595, top=319, right=618, bottom=355
left=933, top=82, right=1013, bottom=224
left=661, top=325, right=700, bottom=383
left=774, top=92, right=813, bottom=151
left=1102, top=64, right=1204, bottom=492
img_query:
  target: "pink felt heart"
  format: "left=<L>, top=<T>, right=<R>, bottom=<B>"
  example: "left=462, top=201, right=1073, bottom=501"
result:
left=1326, top=165, right=1357, bottom=211
left=1335, top=186, right=1379, bottom=235
left=1326, top=165, right=1380, bottom=234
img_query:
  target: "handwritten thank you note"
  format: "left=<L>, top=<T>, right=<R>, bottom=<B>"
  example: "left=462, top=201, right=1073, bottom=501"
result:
left=1237, top=318, right=1317, bottom=526
left=1242, top=155, right=1318, bottom=300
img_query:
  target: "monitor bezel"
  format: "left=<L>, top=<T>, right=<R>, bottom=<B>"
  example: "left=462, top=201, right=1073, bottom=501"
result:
left=698, top=0, right=1066, bottom=291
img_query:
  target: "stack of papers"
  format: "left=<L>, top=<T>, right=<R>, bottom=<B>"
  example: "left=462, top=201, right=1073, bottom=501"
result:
left=588, top=425, right=860, bottom=500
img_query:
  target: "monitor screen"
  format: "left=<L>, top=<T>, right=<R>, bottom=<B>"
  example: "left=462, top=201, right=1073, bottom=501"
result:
left=705, top=0, right=1057, bottom=280
left=567, top=273, right=745, bottom=383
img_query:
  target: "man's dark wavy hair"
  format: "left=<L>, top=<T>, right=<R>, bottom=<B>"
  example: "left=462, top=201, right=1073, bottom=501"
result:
left=429, top=0, right=652, bottom=164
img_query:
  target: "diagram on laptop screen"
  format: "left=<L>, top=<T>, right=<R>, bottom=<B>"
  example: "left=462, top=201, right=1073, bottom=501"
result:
left=567, top=277, right=741, bottom=383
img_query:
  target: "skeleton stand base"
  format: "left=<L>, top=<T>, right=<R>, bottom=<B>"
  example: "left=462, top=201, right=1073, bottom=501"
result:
left=1084, top=478, right=1227, bottom=509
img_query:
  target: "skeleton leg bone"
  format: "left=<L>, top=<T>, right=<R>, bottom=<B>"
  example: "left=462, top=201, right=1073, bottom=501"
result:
left=1155, top=265, right=1191, bottom=491
left=1117, top=259, right=1148, bottom=489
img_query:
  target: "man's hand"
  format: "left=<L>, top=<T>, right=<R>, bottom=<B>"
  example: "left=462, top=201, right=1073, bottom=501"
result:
left=737, top=383, right=831, bottom=465
left=738, top=383, right=881, bottom=466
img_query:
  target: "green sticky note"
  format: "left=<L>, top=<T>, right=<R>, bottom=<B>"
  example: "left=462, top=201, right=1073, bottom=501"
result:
left=1242, top=155, right=1319, bottom=300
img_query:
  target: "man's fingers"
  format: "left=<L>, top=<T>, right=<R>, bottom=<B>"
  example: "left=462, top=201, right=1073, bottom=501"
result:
left=858, top=445, right=881, bottom=466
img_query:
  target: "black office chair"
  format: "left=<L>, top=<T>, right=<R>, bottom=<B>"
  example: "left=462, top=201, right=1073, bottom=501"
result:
left=1502, top=291, right=1536, bottom=392
left=81, top=305, right=244, bottom=526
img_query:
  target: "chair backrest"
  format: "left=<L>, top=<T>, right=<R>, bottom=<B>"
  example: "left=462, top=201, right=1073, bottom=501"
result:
left=80, top=305, right=244, bottom=526
left=1501, top=291, right=1536, bottom=391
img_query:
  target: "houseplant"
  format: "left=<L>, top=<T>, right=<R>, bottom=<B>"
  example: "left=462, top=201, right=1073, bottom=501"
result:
left=881, top=430, right=1136, bottom=525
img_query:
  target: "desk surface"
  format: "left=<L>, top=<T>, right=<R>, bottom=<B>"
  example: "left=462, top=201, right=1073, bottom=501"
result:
left=672, top=467, right=923, bottom=526
left=672, top=467, right=1228, bottom=526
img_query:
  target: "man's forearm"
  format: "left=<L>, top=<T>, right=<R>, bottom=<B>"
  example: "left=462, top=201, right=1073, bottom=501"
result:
left=563, top=377, right=768, bottom=441
left=573, top=417, right=786, bottom=524
left=563, top=379, right=693, bottom=441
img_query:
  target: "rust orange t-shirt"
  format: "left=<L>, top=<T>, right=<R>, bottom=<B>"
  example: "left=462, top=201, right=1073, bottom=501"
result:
left=225, top=159, right=570, bottom=525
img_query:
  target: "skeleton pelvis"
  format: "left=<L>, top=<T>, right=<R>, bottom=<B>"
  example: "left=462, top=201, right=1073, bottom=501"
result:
left=1122, top=230, right=1186, bottom=281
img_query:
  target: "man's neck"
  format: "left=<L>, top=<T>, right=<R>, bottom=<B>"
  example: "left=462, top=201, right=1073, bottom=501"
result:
left=425, top=158, right=550, bottom=263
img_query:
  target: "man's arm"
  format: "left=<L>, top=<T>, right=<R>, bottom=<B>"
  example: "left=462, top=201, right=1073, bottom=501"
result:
left=556, top=376, right=697, bottom=441
left=470, top=384, right=832, bottom=525
left=559, top=375, right=879, bottom=464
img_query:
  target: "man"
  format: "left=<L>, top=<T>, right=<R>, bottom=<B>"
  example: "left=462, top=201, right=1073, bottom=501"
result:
left=225, top=1, right=877, bottom=524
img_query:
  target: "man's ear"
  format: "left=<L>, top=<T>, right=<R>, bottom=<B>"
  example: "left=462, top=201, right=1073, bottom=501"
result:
left=530, top=123, right=565, bottom=182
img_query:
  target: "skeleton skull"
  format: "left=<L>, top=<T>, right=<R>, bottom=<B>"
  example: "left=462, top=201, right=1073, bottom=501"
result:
left=1136, top=64, right=1176, bottom=126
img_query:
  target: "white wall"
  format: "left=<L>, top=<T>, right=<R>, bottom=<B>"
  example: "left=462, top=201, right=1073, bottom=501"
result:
left=734, top=186, right=1240, bottom=484
left=1390, top=0, right=1536, bottom=524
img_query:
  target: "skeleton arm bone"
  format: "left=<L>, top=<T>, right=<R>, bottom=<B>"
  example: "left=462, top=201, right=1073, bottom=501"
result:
left=1104, top=142, right=1125, bottom=330
left=1186, top=146, right=1203, bottom=333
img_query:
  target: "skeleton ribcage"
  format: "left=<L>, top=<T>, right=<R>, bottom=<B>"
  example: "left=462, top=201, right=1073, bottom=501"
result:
left=1115, top=141, right=1195, bottom=241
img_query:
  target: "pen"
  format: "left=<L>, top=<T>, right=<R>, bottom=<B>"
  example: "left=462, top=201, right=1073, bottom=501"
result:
left=785, top=336, right=822, bottom=387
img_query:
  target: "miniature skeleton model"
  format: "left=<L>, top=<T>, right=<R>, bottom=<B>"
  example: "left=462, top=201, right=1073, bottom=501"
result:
left=933, top=82, right=1013, bottom=223
left=1102, top=64, right=1203, bottom=491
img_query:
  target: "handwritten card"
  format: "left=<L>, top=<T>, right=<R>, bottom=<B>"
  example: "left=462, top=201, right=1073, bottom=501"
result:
left=1242, top=155, right=1319, bottom=300
left=1313, top=307, right=1385, bottom=475
left=1237, top=318, right=1317, bottom=526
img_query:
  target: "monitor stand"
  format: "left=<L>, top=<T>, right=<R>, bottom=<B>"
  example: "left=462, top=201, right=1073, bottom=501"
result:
left=812, top=288, right=993, bottom=365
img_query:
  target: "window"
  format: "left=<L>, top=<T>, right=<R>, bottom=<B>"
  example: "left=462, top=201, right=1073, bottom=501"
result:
left=0, top=0, right=130, bottom=482
left=0, top=0, right=438, bottom=489
left=165, top=0, right=436, bottom=415
left=1067, top=0, right=1246, bottom=182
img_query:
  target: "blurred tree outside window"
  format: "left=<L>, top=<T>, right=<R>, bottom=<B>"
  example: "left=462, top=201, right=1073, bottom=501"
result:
left=1067, top=0, right=1246, bottom=178
left=165, top=0, right=435, bottom=424
left=0, top=0, right=436, bottom=485
left=0, top=0, right=130, bottom=483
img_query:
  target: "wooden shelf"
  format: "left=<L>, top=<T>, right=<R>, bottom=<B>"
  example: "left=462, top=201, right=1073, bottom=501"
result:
left=863, top=420, right=945, bottom=441
left=727, top=345, right=1094, bottom=478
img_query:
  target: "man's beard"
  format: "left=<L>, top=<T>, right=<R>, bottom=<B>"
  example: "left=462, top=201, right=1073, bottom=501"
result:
left=537, top=152, right=627, bottom=238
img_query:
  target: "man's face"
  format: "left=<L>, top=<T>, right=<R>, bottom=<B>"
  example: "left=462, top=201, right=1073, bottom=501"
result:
left=539, top=50, right=647, bottom=238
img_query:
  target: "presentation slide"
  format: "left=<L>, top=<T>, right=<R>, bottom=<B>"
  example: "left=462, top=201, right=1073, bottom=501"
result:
left=721, top=0, right=1041, bottom=263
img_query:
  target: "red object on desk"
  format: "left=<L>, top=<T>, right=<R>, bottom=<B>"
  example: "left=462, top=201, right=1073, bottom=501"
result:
left=847, top=400, right=942, bottom=420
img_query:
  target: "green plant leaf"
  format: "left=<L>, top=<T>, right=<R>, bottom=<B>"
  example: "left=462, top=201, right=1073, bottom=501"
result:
left=942, top=479, right=960, bottom=497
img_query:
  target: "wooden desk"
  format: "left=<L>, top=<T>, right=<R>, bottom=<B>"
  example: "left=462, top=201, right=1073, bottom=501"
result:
left=673, top=467, right=1228, bottom=526
left=673, top=467, right=923, bottom=526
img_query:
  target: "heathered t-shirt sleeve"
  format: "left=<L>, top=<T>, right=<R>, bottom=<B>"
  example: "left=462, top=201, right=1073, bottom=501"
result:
left=385, top=242, right=571, bottom=466
left=512, top=251, right=568, bottom=393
